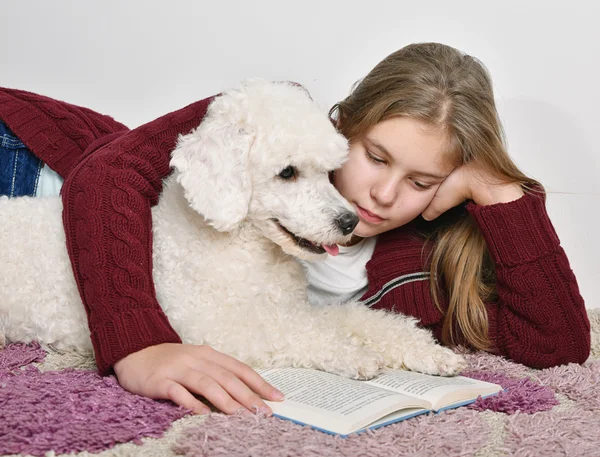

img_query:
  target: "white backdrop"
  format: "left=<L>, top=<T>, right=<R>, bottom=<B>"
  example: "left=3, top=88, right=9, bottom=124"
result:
left=3, top=0, right=599, bottom=308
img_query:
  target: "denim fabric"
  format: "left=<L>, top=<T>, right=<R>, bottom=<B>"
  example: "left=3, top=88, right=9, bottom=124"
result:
left=0, top=121, right=42, bottom=197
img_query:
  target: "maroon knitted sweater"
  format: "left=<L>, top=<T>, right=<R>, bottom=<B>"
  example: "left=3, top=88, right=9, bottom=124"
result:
left=0, top=87, right=590, bottom=374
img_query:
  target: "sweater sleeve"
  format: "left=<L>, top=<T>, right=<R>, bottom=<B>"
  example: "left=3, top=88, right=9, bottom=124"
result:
left=0, top=87, right=128, bottom=178
left=364, top=192, right=590, bottom=369
left=466, top=191, right=591, bottom=368
left=61, top=98, right=213, bottom=375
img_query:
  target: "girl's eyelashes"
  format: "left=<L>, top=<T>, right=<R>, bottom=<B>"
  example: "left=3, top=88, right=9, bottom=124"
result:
left=413, top=180, right=433, bottom=190
left=365, top=150, right=386, bottom=164
left=364, top=147, right=434, bottom=190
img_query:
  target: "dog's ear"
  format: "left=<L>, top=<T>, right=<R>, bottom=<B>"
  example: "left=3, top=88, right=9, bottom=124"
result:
left=170, top=108, right=254, bottom=232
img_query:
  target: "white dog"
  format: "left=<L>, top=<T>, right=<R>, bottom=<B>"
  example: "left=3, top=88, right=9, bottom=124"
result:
left=0, top=80, right=465, bottom=379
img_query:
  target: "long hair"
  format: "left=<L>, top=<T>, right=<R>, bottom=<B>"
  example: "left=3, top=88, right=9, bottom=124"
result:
left=330, top=42, right=540, bottom=350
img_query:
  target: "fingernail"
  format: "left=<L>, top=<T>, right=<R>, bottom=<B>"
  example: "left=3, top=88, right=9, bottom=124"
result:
left=272, top=389, right=285, bottom=400
left=259, top=406, right=272, bottom=416
left=198, top=407, right=211, bottom=415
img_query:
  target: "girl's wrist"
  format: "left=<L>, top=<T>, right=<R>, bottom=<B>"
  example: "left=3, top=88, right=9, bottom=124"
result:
left=472, top=182, right=524, bottom=206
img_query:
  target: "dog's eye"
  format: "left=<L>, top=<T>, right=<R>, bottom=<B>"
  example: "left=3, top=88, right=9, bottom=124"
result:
left=278, top=166, right=297, bottom=180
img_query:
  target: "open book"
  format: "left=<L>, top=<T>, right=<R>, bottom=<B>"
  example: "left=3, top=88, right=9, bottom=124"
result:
left=257, top=367, right=502, bottom=436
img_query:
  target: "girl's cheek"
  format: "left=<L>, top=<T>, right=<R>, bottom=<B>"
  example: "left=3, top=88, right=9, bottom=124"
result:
left=398, top=193, right=430, bottom=213
left=397, top=198, right=432, bottom=222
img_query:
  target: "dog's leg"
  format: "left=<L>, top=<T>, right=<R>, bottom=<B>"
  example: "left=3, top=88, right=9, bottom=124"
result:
left=233, top=301, right=464, bottom=379
left=217, top=308, right=386, bottom=380
left=310, top=302, right=466, bottom=376
left=268, top=335, right=386, bottom=380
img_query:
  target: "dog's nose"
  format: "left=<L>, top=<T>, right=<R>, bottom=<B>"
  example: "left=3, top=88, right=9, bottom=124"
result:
left=336, top=212, right=359, bottom=235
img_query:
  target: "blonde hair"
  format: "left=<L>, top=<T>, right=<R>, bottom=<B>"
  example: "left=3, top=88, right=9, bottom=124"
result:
left=330, top=42, right=540, bottom=351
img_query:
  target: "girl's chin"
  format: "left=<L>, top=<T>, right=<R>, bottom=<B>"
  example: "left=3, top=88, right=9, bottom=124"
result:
left=352, top=223, right=384, bottom=238
left=353, top=219, right=412, bottom=238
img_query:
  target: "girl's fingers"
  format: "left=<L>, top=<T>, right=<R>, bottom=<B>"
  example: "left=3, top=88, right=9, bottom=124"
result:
left=162, top=379, right=211, bottom=415
left=193, top=346, right=284, bottom=402
left=204, top=363, right=274, bottom=415
left=177, top=364, right=249, bottom=415
left=115, top=343, right=284, bottom=416
left=422, top=170, right=468, bottom=221
left=422, top=190, right=463, bottom=220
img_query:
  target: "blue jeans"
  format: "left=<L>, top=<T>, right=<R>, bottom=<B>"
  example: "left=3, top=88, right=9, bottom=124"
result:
left=0, top=120, right=43, bottom=197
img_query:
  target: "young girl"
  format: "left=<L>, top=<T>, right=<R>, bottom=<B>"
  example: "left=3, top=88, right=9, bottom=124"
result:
left=0, top=42, right=590, bottom=417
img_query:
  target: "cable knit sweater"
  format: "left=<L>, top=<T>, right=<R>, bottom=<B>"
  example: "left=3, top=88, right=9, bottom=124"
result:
left=0, top=87, right=590, bottom=374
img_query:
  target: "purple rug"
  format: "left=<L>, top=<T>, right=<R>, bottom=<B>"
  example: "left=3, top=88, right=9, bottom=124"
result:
left=173, top=361, right=599, bottom=457
left=0, top=342, right=189, bottom=456
left=2, top=319, right=600, bottom=457
left=174, top=409, right=493, bottom=457
left=464, top=370, right=559, bottom=414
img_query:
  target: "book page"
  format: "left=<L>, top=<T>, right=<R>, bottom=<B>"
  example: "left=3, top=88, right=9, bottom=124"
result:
left=258, top=367, right=428, bottom=435
left=365, top=370, right=501, bottom=411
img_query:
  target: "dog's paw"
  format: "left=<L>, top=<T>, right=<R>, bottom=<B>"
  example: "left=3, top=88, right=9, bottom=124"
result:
left=327, top=346, right=385, bottom=380
left=402, top=345, right=466, bottom=376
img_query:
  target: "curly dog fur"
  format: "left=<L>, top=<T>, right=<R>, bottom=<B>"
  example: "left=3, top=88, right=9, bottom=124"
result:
left=0, top=80, right=465, bottom=378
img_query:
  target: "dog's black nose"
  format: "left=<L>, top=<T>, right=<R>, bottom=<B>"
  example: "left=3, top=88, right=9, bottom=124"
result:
left=336, top=212, right=359, bottom=235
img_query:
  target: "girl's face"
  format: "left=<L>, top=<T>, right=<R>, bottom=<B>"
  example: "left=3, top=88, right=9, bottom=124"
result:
left=333, top=117, right=456, bottom=238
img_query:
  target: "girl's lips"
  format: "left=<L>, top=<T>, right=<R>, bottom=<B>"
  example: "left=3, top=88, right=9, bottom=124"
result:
left=356, top=205, right=385, bottom=224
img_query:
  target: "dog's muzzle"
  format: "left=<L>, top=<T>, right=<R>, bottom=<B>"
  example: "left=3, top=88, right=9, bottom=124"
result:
left=273, top=220, right=327, bottom=254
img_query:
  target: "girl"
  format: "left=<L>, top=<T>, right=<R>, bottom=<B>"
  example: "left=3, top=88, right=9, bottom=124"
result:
left=0, top=42, right=589, bottom=417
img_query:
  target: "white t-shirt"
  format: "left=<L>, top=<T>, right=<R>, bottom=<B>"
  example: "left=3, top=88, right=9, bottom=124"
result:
left=35, top=164, right=64, bottom=197
left=300, top=236, right=378, bottom=306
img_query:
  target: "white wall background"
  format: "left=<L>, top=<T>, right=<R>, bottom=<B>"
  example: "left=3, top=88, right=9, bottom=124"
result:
left=3, top=0, right=599, bottom=308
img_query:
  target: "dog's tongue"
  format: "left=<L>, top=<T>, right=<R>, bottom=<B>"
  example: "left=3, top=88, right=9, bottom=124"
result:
left=323, top=244, right=339, bottom=256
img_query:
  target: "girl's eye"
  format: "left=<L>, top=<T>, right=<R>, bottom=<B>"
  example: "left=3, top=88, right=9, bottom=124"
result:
left=365, top=150, right=386, bottom=164
left=278, top=166, right=297, bottom=180
left=413, top=180, right=433, bottom=190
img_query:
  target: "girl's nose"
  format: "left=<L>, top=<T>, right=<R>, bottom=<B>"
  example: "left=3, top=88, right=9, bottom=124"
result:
left=371, top=178, right=398, bottom=207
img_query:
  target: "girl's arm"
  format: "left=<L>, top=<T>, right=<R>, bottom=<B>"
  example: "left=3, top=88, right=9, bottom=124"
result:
left=0, top=85, right=185, bottom=372
left=366, top=192, right=590, bottom=368
left=60, top=100, right=212, bottom=374
left=466, top=192, right=591, bottom=368
left=0, top=86, right=283, bottom=414
left=60, top=100, right=284, bottom=413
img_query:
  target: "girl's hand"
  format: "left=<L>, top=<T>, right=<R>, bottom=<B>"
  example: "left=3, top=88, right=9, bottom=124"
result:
left=113, top=343, right=284, bottom=415
left=421, top=162, right=524, bottom=221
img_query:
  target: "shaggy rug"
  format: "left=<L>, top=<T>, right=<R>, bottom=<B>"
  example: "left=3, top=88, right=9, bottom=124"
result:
left=2, top=308, right=600, bottom=457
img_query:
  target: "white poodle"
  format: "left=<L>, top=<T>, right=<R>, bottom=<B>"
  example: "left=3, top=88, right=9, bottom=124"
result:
left=0, top=80, right=465, bottom=379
